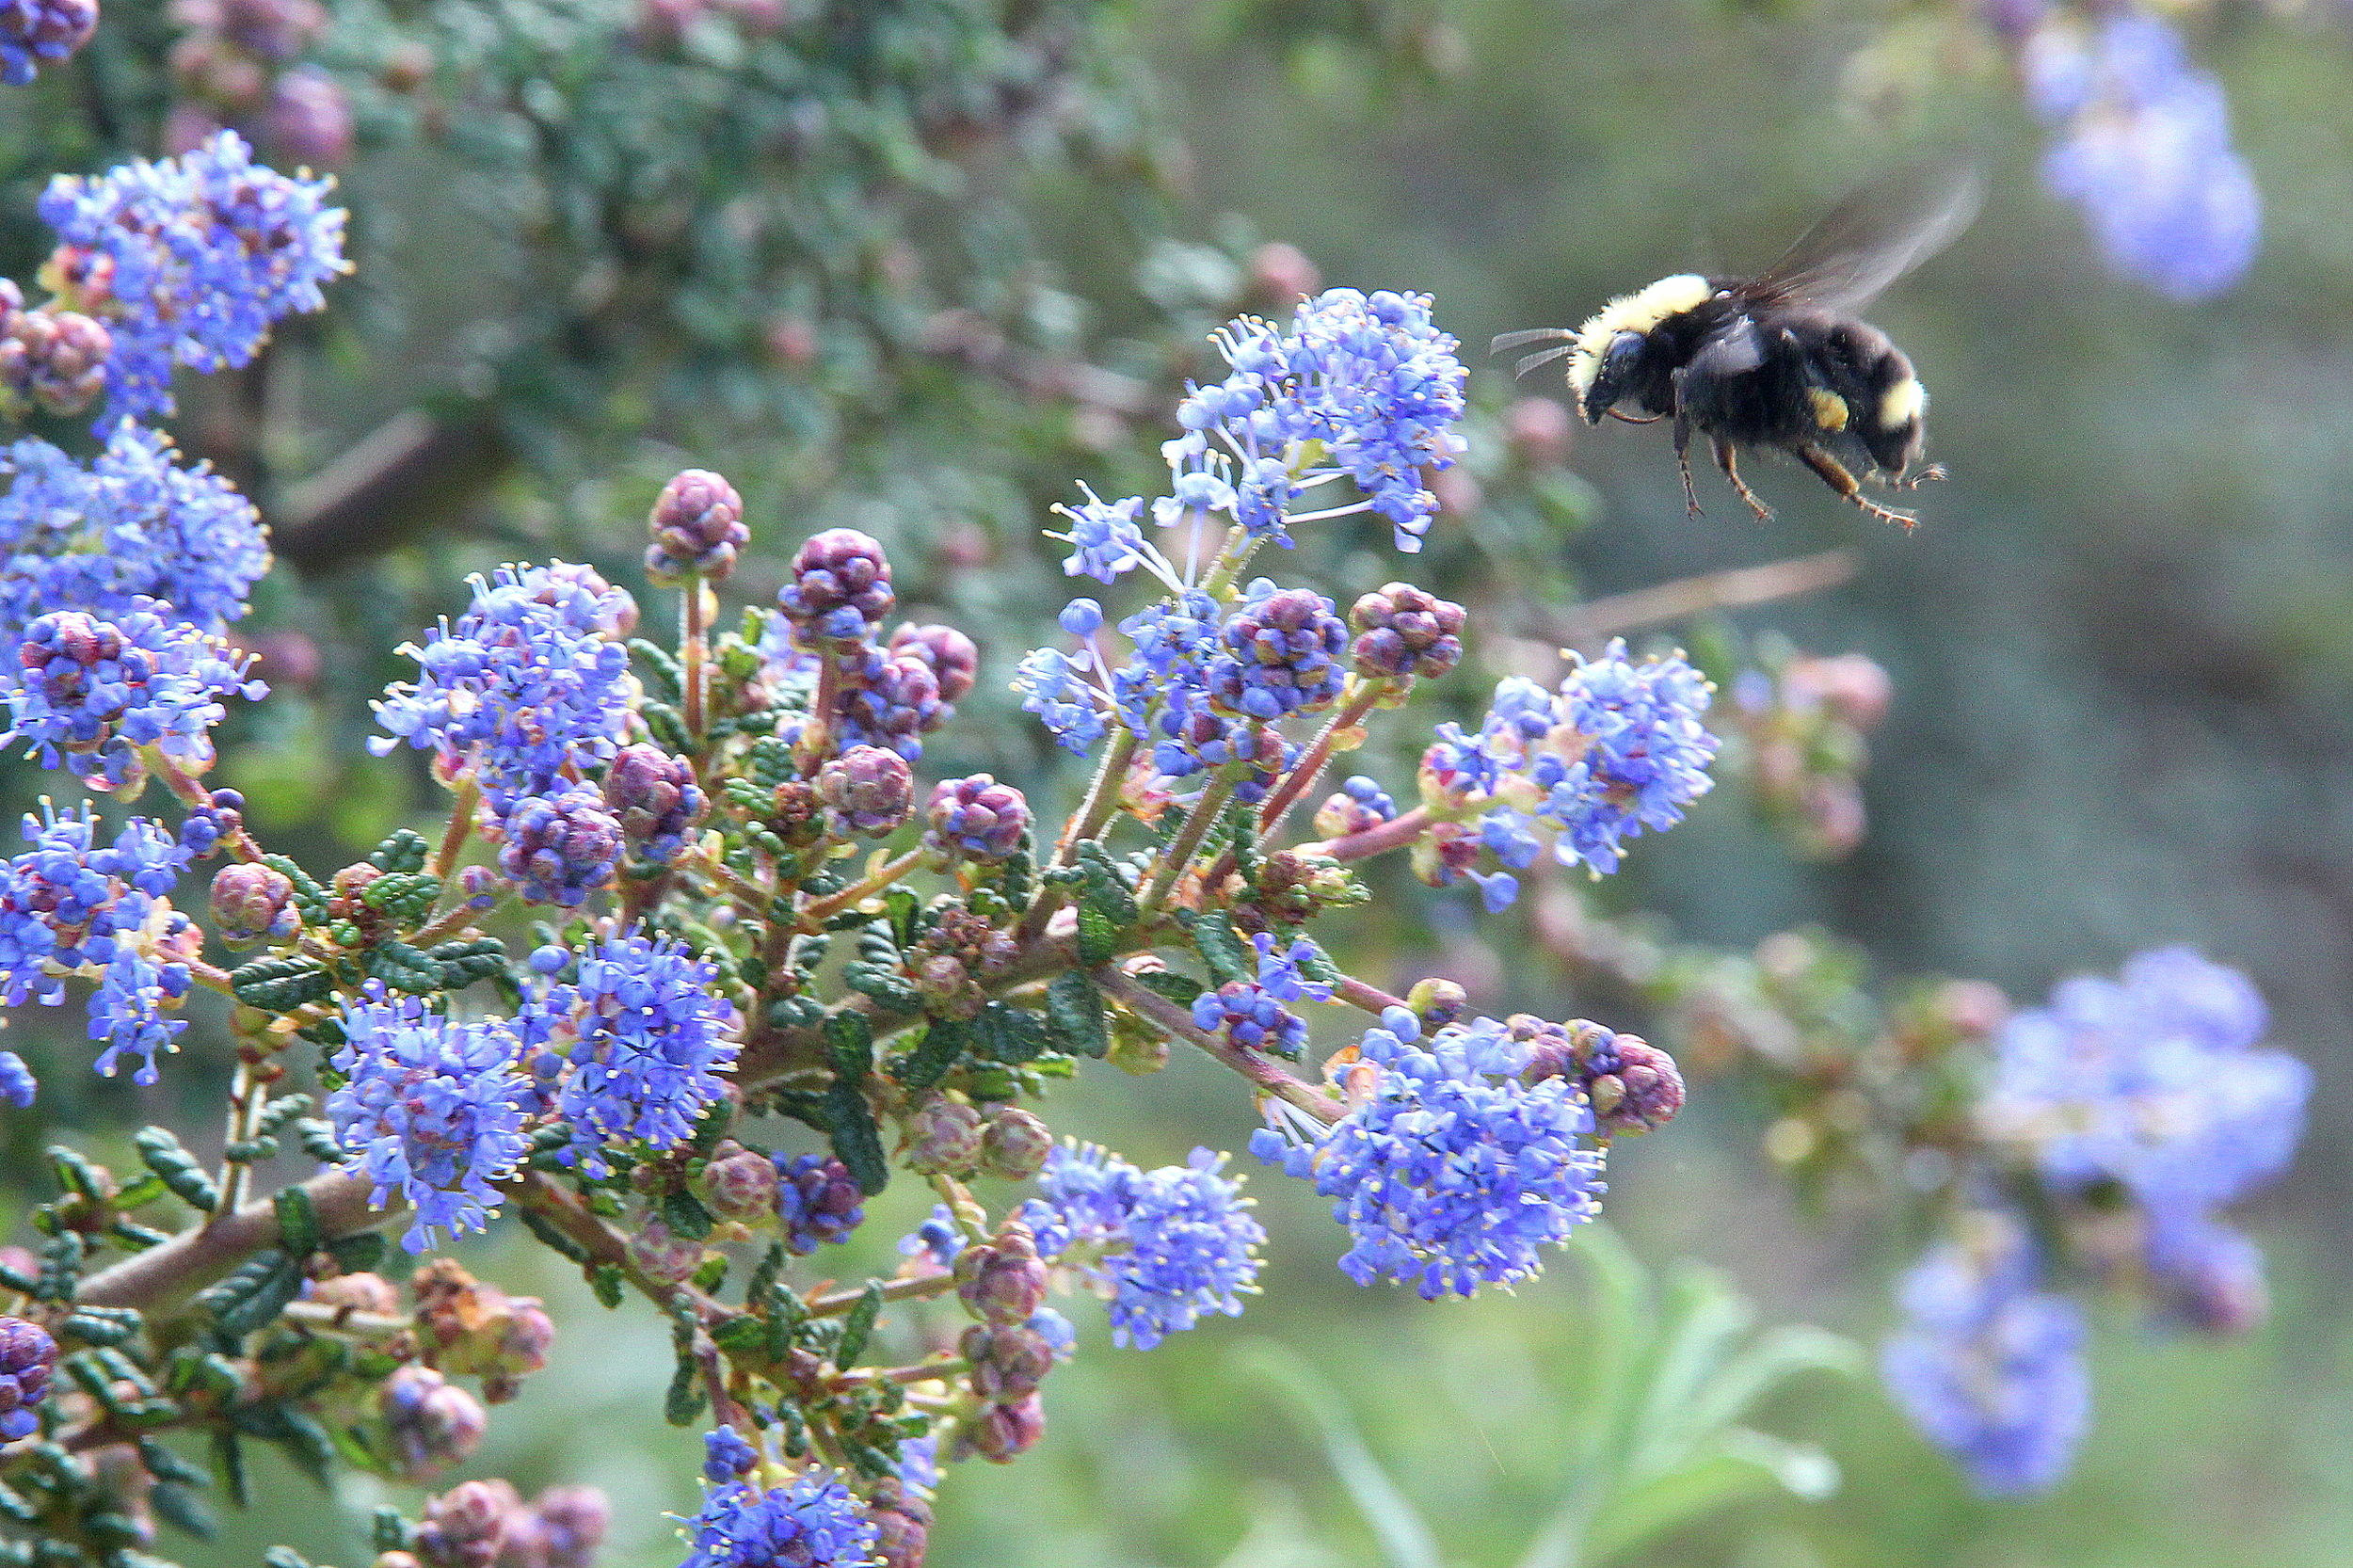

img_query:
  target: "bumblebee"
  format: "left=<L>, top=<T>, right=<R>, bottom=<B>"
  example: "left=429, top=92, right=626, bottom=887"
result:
left=1494, top=164, right=1982, bottom=529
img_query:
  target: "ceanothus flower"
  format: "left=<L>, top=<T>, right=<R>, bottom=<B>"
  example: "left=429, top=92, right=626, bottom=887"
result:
left=2, top=600, right=265, bottom=791
left=1979, top=947, right=2310, bottom=1213
left=2027, top=12, right=2259, bottom=300
left=0, top=0, right=95, bottom=87
left=0, top=421, right=270, bottom=637
left=1047, top=485, right=1148, bottom=584
left=327, top=987, right=535, bottom=1253
left=0, top=1050, right=34, bottom=1108
left=40, top=131, right=350, bottom=421
left=1018, top=1144, right=1266, bottom=1351
left=679, top=1462, right=879, bottom=1568
left=1205, top=581, right=1348, bottom=721
left=519, top=931, right=741, bottom=1178
left=371, top=562, right=635, bottom=814
left=1175, top=289, right=1469, bottom=552
left=1416, top=641, right=1718, bottom=905
left=1012, top=645, right=1110, bottom=756
left=0, top=803, right=192, bottom=1083
left=1254, top=1013, right=1606, bottom=1300
left=1881, top=1221, right=2089, bottom=1497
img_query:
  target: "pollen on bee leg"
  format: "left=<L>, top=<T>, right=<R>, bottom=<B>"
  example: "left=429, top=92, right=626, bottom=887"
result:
left=1807, top=388, right=1849, bottom=431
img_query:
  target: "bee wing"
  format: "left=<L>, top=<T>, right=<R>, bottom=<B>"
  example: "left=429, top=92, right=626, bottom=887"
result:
left=1742, top=159, right=1985, bottom=313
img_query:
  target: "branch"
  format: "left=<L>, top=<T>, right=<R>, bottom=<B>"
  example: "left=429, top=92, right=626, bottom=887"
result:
left=1542, top=548, right=1860, bottom=652
left=270, top=406, right=513, bottom=574
left=75, top=1169, right=386, bottom=1312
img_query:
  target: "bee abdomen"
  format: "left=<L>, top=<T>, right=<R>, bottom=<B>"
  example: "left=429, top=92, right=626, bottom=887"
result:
left=1808, top=320, right=1925, bottom=477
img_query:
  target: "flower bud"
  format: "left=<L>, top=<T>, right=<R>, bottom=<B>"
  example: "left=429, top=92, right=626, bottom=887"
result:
left=904, top=1097, right=983, bottom=1176
left=870, top=1478, right=933, bottom=1568
left=776, top=1153, right=865, bottom=1254
left=963, top=1394, right=1047, bottom=1464
left=527, top=1483, right=611, bottom=1568
left=815, top=744, right=915, bottom=837
left=415, top=1478, right=520, bottom=1568
left=306, top=1272, right=401, bottom=1315
left=602, top=743, right=706, bottom=864
left=646, top=468, right=748, bottom=584
left=1404, top=977, right=1468, bottom=1030
left=923, top=776, right=1031, bottom=864
left=1505, top=395, right=1573, bottom=468
left=626, top=1220, right=707, bottom=1286
left=1349, top=583, right=1465, bottom=681
left=1587, top=1034, right=1685, bottom=1137
left=700, top=1145, right=782, bottom=1222
left=210, top=862, right=298, bottom=946
left=888, top=623, right=979, bottom=705
left=954, top=1221, right=1048, bottom=1326
left=496, top=789, right=623, bottom=908
left=0, top=1317, right=57, bottom=1441
left=777, top=529, right=894, bottom=646
left=958, top=1321, right=1057, bottom=1401
left=977, top=1106, right=1052, bottom=1181
left=265, top=66, right=356, bottom=166
left=379, top=1366, right=487, bottom=1482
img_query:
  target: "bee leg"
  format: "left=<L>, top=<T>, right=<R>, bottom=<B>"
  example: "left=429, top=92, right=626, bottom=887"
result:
left=1672, top=408, right=1704, bottom=519
left=1711, top=438, right=1774, bottom=523
left=1880, top=463, right=1949, bottom=492
left=1794, top=443, right=1918, bottom=531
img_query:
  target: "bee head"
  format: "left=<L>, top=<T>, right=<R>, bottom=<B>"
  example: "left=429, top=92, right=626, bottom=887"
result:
left=1578, top=331, right=1647, bottom=425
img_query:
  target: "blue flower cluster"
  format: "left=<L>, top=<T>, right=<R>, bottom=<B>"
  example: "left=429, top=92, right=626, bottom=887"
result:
left=1254, top=1013, right=1605, bottom=1300
left=2026, top=11, right=2259, bottom=300
left=680, top=1452, right=879, bottom=1568
left=0, top=0, right=95, bottom=87
left=1415, top=641, right=1718, bottom=908
left=1018, top=1144, right=1266, bottom=1351
left=328, top=988, right=535, bottom=1253
left=1881, top=1222, right=2089, bottom=1497
left=1, top=600, right=264, bottom=791
left=1176, top=289, right=1469, bottom=552
left=0, top=803, right=192, bottom=1084
left=1982, top=947, right=2309, bottom=1217
left=0, top=421, right=270, bottom=638
left=40, top=131, right=350, bottom=420
left=519, top=931, right=741, bottom=1179
left=372, top=562, right=636, bottom=815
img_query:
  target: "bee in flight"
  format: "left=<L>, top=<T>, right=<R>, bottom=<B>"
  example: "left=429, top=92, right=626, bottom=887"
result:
left=1493, top=162, right=1983, bottom=530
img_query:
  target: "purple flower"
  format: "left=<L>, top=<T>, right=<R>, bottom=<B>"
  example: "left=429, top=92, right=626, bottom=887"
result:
left=2, top=600, right=265, bottom=791
left=0, top=422, right=270, bottom=637
left=0, top=1050, right=33, bottom=1108
left=776, top=529, right=894, bottom=648
left=1048, top=486, right=1148, bottom=583
left=1254, top=1016, right=1605, bottom=1299
left=1205, top=581, right=1349, bottom=721
left=646, top=468, right=748, bottom=585
left=680, top=1466, right=879, bottom=1568
left=1192, top=981, right=1308, bottom=1057
left=41, top=131, right=349, bottom=421
left=2032, top=14, right=2259, bottom=300
left=775, top=1153, right=864, bottom=1254
left=923, top=775, right=1031, bottom=863
left=1981, top=947, right=2310, bottom=1212
left=1881, top=1223, right=2089, bottom=1496
left=372, top=563, right=635, bottom=814
left=495, top=789, right=623, bottom=908
left=1018, top=1144, right=1265, bottom=1351
left=327, top=988, right=534, bottom=1253
left=0, top=0, right=95, bottom=86
left=520, top=931, right=740, bottom=1178
left=0, top=1317, right=57, bottom=1441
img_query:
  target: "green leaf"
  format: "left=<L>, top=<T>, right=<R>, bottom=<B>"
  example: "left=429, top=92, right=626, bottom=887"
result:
left=1578, top=1432, right=1839, bottom=1565
left=1076, top=902, right=1118, bottom=967
left=825, top=1010, right=876, bottom=1080
left=1191, top=910, right=1253, bottom=985
left=1238, top=1342, right=1443, bottom=1568
left=824, top=1080, right=888, bottom=1194
left=589, top=1264, right=625, bottom=1309
left=835, top=1282, right=886, bottom=1368
left=712, top=1316, right=769, bottom=1359
left=1045, top=971, right=1108, bottom=1058
left=973, top=1003, right=1048, bottom=1064
left=1132, top=968, right=1206, bottom=1007
left=327, top=1233, right=386, bottom=1276
left=891, top=1017, right=970, bottom=1091
left=663, top=1189, right=715, bottom=1242
left=273, top=1188, right=320, bottom=1256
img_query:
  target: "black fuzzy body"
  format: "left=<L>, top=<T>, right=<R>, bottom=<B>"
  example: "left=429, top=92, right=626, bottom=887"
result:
left=1610, top=287, right=1926, bottom=481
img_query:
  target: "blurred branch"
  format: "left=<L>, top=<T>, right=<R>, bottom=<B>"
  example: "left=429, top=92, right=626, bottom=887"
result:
left=76, top=1169, right=384, bottom=1314
left=270, top=405, right=514, bottom=574
left=1544, top=549, right=1860, bottom=654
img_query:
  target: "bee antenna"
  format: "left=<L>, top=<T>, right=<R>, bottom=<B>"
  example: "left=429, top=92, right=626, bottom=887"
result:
left=1511, top=344, right=1577, bottom=379
left=1489, top=328, right=1575, bottom=357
